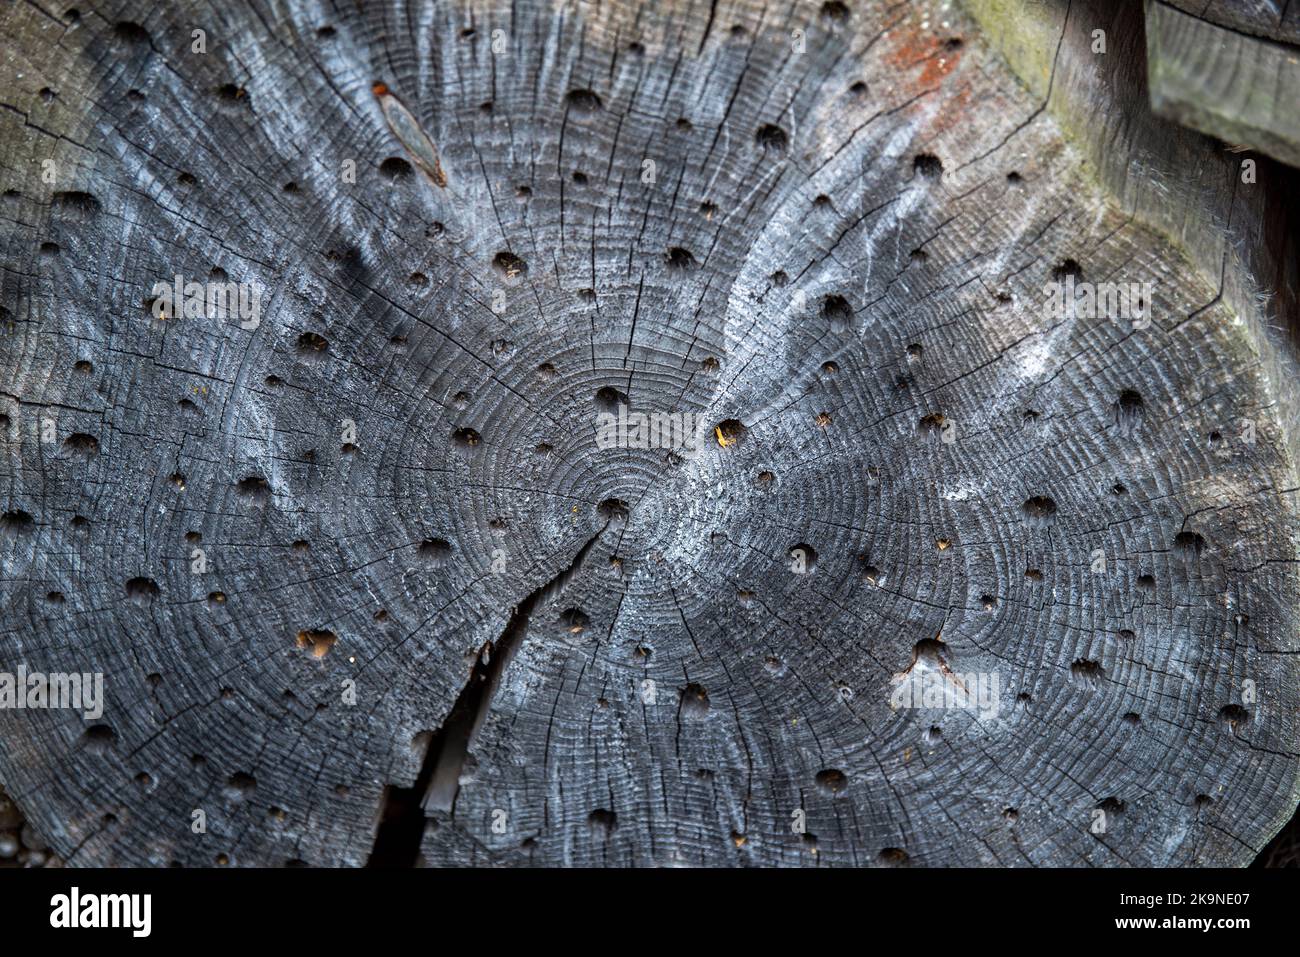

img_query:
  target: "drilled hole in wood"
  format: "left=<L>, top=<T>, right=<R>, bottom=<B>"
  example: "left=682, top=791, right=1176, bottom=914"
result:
left=492, top=250, right=528, bottom=279
left=587, top=808, right=617, bottom=836
left=789, top=543, right=817, bottom=572
left=559, top=608, right=590, bottom=634
left=595, top=386, right=627, bottom=412
left=1053, top=258, right=1083, bottom=281
left=216, top=83, right=249, bottom=107
left=60, top=433, right=98, bottom=458
left=918, top=412, right=946, bottom=438
left=52, top=190, right=101, bottom=219
left=707, top=418, right=742, bottom=448
left=81, top=725, right=116, bottom=754
left=820, top=1, right=850, bottom=23
left=680, top=683, right=710, bottom=718
left=597, top=498, right=629, bottom=523
left=878, top=847, right=908, bottom=866
left=1115, top=389, right=1145, bottom=433
left=565, top=89, right=602, bottom=115
left=754, top=123, right=788, bottom=153
left=1070, top=658, right=1103, bottom=687
left=296, top=332, right=329, bottom=361
left=815, top=769, right=848, bottom=794
left=665, top=246, right=696, bottom=269
left=296, top=628, right=337, bottom=659
left=418, top=538, right=452, bottom=565
left=224, top=773, right=256, bottom=801
left=1218, top=704, right=1248, bottom=729
left=913, top=153, right=943, bottom=178
left=822, top=294, right=852, bottom=331
left=113, top=21, right=149, bottom=43
left=452, top=427, right=481, bottom=450
left=123, top=576, right=159, bottom=604
left=1022, top=495, right=1057, bottom=527
left=235, top=476, right=270, bottom=500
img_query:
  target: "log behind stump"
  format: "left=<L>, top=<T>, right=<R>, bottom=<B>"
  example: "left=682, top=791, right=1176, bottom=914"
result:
left=1147, top=0, right=1300, bottom=169
left=0, top=0, right=1297, bottom=867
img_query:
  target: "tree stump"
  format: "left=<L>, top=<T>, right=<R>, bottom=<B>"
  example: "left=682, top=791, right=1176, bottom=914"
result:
left=1, top=0, right=1297, bottom=867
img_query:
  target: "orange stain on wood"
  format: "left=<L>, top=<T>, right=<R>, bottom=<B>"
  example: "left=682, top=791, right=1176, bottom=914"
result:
left=879, top=23, right=973, bottom=139
left=884, top=29, right=964, bottom=89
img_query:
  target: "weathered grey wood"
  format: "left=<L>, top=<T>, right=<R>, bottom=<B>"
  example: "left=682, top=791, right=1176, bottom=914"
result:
left=1147, top=0, right=1300, bottom=168
left=0, top=0, right=1298, bottom=868
left=968, top=0, right=1300, bottom=865
left=1164, top=0, right=1300, bottom=46
left=964, top=0, right=1300, bottom=465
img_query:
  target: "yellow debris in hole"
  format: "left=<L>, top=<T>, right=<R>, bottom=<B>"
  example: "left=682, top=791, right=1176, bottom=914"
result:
left=715, top=426, right=734, bottom=448
left=296, top=628, right=337, bottom=659
left=936, top=538, right=951, bottom=551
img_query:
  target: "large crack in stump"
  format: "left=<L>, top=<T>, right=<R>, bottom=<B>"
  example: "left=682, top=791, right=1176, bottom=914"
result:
left=368, top=526, right=609, bottom=867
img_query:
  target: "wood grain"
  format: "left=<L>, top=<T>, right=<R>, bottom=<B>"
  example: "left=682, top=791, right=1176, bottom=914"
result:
left=1164, top=0, right=1300, bottom=46
left=0, top=0, right=1297, bottom=867
left=1147, top=0, right=1300, bottom=168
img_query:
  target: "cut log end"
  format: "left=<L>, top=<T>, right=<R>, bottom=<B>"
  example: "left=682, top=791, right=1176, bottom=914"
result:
left=0, top=0, right=1297, bottom=868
